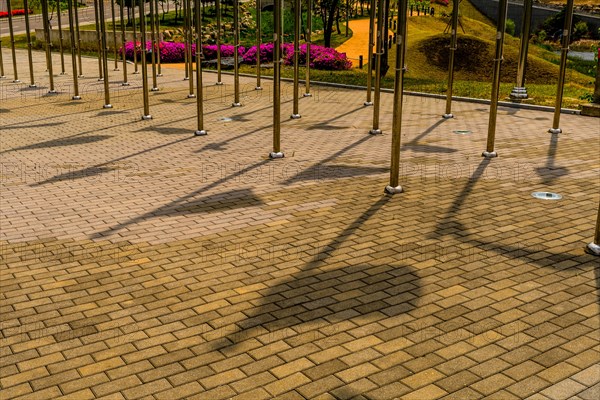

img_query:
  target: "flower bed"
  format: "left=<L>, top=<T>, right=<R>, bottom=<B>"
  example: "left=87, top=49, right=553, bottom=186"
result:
left=242, top=43, right=352, bottom=71
left=120, top=41, right=352, bottom=71
left=0, top=9, right=33, bottom=18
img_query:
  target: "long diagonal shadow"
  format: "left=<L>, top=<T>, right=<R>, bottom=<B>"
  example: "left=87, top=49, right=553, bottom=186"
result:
left=205, top=195, right=421, bottom=364
left=306, top=106, right=366, bottom=131
left=535, top=132, right=569, bottom=185
left=284, top=134, right=378, bottom=184
left=31, top=137, right=195, bottom=186
left=433, top=159, right=597, bottom=267
left=6, top=135, right=111, bottom=152
left=402, top=118, right=457, bottom=154
left=90, top=159, right=271, bottom=239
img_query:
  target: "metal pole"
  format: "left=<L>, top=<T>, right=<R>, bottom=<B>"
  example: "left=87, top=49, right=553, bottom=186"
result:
left=549, top=0, right=574, bottom=134
left=119, top=0, right=129, bottom=85
left=232, top=0, right=241, bottom=106
left=41, top=0, right=56, bottom=93
left=194, top=0, right=207, bottom=136
left=111, top=0, right=119, bottom=70
left=73, top=0, right=84, bottom=77
left=185, top=0, right=194, bottom=96
left=0, top=37, right=5, bottom=78
left=385, top=0, right=407, bottom=194
left=482, top=0, right=508, bottom=158
left=270, top=0, right=284, bottom=159
left=98, top=0, right=112, bottom=107
left=345, top=0, right=349, bottom=37
left=586, top=201, right=600, bottom=256
left=183, top=0, right=190, bottom=81
left=443, top=0, right=459, bottom=118
left=132, top=0, right=139, bottom=74
left=304, top=0, right=312, bottom=97
left=510, top=0, right=532, bottom=99
left=56, top=0, right=66, bottom=74
left=291, top=0, right=301, bottom=118
left=369, top=0, right=385, bottom=134
left=255, top=0, right=262, bottom=90
left=140, top=0, right=152, bottom=119
left=216, top=0, right=223, bottom=84
left=24, top=0, right=36, bottom=87
left=149, top=0, right=159, bottom=91
left=6, top=1, right=20, bottom=82
left=93, top=0, right=104, bottom=80
left=155, top=0, right=162, bottom=76
left=365, top=0, right=375, bottom=105
left=67, top=0, right=80, bottom=99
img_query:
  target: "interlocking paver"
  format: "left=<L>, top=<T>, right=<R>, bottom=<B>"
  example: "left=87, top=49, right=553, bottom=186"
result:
left=1, top=47, right=599, bottom=400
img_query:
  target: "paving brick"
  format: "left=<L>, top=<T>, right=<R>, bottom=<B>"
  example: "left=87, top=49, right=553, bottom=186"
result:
left=264, top=372, right=312, bottom=397
left=470, top=374, right=516, bottom=396
left=402, top=384, right=448, bottom=400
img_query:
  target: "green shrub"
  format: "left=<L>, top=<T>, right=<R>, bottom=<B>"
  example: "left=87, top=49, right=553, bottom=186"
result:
left=506, top=19, right=515, bottom=36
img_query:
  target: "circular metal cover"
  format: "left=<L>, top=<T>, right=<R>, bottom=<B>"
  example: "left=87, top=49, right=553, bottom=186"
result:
left=531, top=192, right=562, bottom=200
left=453, top=130, right=472, bottom=135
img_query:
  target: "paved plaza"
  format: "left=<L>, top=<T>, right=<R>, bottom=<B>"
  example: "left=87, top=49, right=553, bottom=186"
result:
left=1, top=49, right=599, bottom=399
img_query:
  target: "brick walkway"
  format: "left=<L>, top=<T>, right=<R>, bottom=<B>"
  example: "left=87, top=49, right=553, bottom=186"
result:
left=1, top=49, right=599, bottom=400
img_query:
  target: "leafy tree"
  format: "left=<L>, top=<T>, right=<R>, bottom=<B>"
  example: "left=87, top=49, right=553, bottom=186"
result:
left=318, top=0, right=341, bottom=47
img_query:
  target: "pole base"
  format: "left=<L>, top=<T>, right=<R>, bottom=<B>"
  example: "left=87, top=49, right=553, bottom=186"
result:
left=442, top=113, right=454, bottom=119
left=59, top=72, right=67, bottom=75
left=103, top=104, right=113, bottom=109
left=290, top=114, right=301, bottom=119
left=510, top=86, right=528, bottom=99
left=216, top=81, right=224, bottom=85
left=78, top=75, right=85, bottom=78
left=184, top=77, right=190, bottom=81
left=187, top=94, right=196, bottom=98
left=585, top=242, right=600, bottom=256
left=385, top=185, right=404, bottom=194
left=157, top=73, right=163, bottom=77
left=303, top=93, right=312, bottom=97
left=12, top=79, right=21, bottom=83
left=482, top=151, right=498, bottom=158
left=194, top=130, right=208, bottom=136
left=122, top=82, right=130, bottom=86
left=98, top=78, right=104, bottom=82
left=548, top=128, right=562, bottom=134
left=364, top=101, right=373, bottom=106
left=369, top=129, right=382, bottom=135
left=151, top=87, right=160, bottom=92
left=142, top=115, right=152, bottom=120
left=72, top=95, right=81, bottom=100
left=47, top=90, right=58, bottom=94
left=269, top=152, right=285, bottom=159
left=0, top=75, right=6, bottom=78
left=114, top=68, right=120, bottom=71
left=132, top=71, right=139, bottom=75
left=255, top=86, right=262, bottom=90
left=232, top=102, right=242, bottom=107
left=28, top=84, right=37, bottom=88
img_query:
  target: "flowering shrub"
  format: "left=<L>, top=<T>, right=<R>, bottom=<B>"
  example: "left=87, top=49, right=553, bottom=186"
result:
left=243, top=43, right=351, bottom=71
left=120, top=41, right=351, bottom=70
left=432, top=0, right=449, bottom=6
left=121, top=41, right=245, bottom=63
left=201, top=44, right=246, bottom=60
left=0, top=9, right=33, bottom=18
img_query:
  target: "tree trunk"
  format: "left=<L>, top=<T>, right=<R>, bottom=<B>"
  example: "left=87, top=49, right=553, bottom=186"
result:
left=324, top=5, right=336, bottom=47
